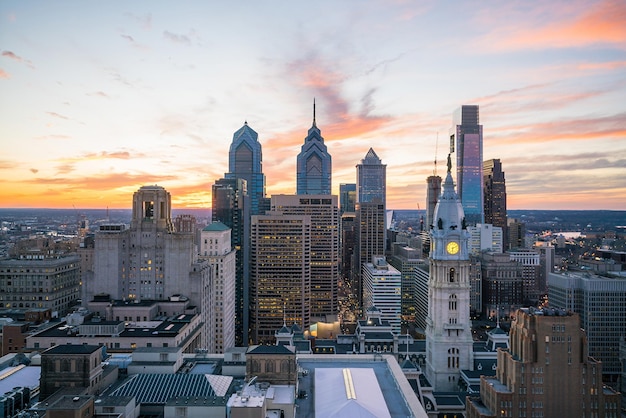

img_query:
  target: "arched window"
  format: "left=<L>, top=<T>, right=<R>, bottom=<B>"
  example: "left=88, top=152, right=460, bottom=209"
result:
left=449, top=268, right=455, bottom=283
left=265, top=360, right=275, bottom=373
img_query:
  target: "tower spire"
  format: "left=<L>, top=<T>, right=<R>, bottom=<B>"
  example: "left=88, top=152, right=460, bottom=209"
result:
left=313, top=97, right=316, bottom=127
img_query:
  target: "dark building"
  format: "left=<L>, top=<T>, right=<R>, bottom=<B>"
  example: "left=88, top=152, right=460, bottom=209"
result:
left=339, top=183, right=356, bottom=214
left=483, top=158, right=507, bottom=248
left=212, top=177, right=250, bottom=346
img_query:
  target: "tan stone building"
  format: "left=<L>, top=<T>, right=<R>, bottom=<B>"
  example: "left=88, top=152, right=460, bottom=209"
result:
left=466, top=307, right=621, bottom=417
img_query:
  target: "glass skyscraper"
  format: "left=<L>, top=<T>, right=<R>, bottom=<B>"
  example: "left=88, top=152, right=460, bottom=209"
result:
left=339, top=183, right=356, bottom=214
left=356, top=148, right=386, bottom=205
left=449, top=105, right=483, bottom=225
left=483, top=158, right=507, bottom=247
left=296, top=100, right=332, bottom=195
left=226, top=122, right=266, bottom=216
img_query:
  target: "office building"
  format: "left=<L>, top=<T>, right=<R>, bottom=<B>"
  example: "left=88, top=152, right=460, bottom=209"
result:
left=468, top=223, right=503, bottom=255
left=425, top=160, right=474, bottom=392
left=225, top=122, right=266, bottom=216
left=82, top=185, right=212, bottom=347
left=357, top=148, right=386, bottom=205
left=355, top=201, right=386, bottom=308
left=388, top=245, right=427, bottom=323
left=212, top=177, right=250, bottom=346
left=466, top=308, right=621, bottom=418
left=250, top=212, right=311, bottom=344
left=341, top=212, right=357, bottom=285
left=199, top=222, right=236, bottom=353
left=0, top=255, right=80, bottom=316
left=509, top=248, right=542, bottom=304
left=339, top=183, right=356, bottom=214
left=271, top=195, right=339, bottom=320
left=355, top=148, right=387, bottom=308
left=548, top=270, right=626, bottom=384
left=480, top=252, right=524, bottom=319
left=449, top=105, right=483, bottom=225
left=508, top=218, right=526, bottom=250
left=426, top=175, right=442, bottom=229
left=296, top=100, right=332, bottom=195
left=362, top=256, right=402, bottom=333
left=483, top=159, right=507, bottom=248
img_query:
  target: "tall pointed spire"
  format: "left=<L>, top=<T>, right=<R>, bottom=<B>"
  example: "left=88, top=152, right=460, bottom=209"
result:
left=313, top=97, right=317, bottom=127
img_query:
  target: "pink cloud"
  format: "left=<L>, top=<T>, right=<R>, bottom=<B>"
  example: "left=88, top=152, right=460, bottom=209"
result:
left=0, top=68, right=9, bottom=79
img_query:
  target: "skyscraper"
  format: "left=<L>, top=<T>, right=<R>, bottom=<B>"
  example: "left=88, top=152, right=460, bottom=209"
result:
left=356, top=148, right=386, bottom=205
left=355, top=148, right=387, bottom=309
left=449, top=105, right=483, bottom=225
left=212, top=177, right=250, bottom=345
left=483, top=158, right=507, bottom=247
left=225, top=122, right=266, bottom=216
left=425, top=157, right=474, bottom=392
left=271, top=195, right=339, bottom=320
left=426, top=175, right=442, bottom=228
left=83, top=185, right=212, bottom=346
left=296, top=100, right=332, bottom=195
left=250, top=212, right=311, bottom=344
left=362, top=256, right=402, bottom=334
left=199, top=222, right=236, bottom=353
left=339, top=183, right=356, bottom=214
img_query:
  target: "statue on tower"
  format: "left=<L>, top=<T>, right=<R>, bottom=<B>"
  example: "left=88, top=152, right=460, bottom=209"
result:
left=447, top=153, right=452, bottom=173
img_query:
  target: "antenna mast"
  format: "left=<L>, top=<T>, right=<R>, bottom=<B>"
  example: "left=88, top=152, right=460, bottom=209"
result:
left=433, top=132, right=439, bottom=176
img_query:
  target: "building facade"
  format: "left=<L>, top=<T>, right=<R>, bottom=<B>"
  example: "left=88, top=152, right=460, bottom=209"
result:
left=339, top=183, right=356, bottom=214
left=296, top=100, right=332, bottom=195
left=483, top=158, right=507, bottom=248
left=212, top=177, right=250, bottom=346
left=426, top=175, right=442, bottom=229
left=548, top=270, right=626, bottom=384
left=199, top=222, right=236, bottom=353
left=468, top=223, right=503, bottom=255
left=466, top=308, right=621, bottom=417
left=449, top=105, right=483, bottom=225
left=362, top=256, right=402, bottom=334
left=271, top=195, right=339, bottom=320
left=425, top=161, right=474, bottom=391
left=250, top=213, right=311, bottom=344
left=0, top=255, right=80, bottom=316
left=82, top=186, right=212, bottom=347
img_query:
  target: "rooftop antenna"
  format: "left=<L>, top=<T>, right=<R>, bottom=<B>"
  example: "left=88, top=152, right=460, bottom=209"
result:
left=433, top=132, right=439, bottom=176
left=313, top=97, right=317, bottom=127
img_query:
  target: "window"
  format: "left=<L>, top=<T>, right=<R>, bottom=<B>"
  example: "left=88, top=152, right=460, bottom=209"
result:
left=449, top=268, right=456, bottom=282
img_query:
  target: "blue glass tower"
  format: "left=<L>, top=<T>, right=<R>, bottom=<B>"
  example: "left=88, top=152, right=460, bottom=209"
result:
left=226, top=122, right=266, bottom=216
left=297, top=100, right=332, bottom=195
left=356, top=148, right=386, bottom=205
left=449, top=105, right=483, bottom=225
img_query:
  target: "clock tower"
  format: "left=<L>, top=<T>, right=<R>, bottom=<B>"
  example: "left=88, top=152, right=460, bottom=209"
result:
left=425, top=154, right=473, bottom=391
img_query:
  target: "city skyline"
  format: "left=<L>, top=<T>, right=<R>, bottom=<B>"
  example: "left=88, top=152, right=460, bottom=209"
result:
left=1, top=1, right=625, bottom=210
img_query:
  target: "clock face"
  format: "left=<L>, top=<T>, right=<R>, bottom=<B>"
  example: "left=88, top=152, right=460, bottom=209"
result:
left=446, top=241, right=459, bottom=255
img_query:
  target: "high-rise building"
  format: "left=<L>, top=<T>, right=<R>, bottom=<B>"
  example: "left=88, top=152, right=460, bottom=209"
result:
left=199, top=222, right=236, bottom=353
left=355, top=201, right=386, bottom=309
left=355, top=148, right=387, bottom=309
left=225, top=122, right=266, bottom=216
left=483, top=158, right=507, bottom=248
left=468, top=223, right=503, bottom=255
left=388, top=246, right=427, bottom=325
left=449, top=105, right=483, bottom=225
left=339, top=183, right=356, bottom=214
left=548, top=270, right=626, bottom=384
left=340, top=212, right=356, bottom=285
left=296, top=100, right=332, bottom=195
left=250, top=212, right=311, bottom=344
left=82, top=185, right=212, bottom=347
left=212, top=177, right=250, bottom=346
left=425, top=160, right=474, bottom=391
left=356, top=148, right=386, bottom=205
left=271, top=195, right=339, bottom=320
left=507, top=218, right=526, bottom=250
left=480, top=252, right=524, bottom=319
left=426, top=175, right=442, bottom=229
left=509, top=248, right=542, bottom=304
left=466, top=308, right=622, bottom=418
left=362, top=256, right=402, bottom=334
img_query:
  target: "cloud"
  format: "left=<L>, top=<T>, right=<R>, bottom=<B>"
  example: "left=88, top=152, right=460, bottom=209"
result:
left=125, top=12, right=152, bottom=30
left=46, top=111, right=69, bottom=120
left=0, top=68, right=9, bottom=79
left=478, top=0, right=626, bottom=51
left=120, top=34, right=135, bottom=43
left=30, top=168, right=38, bottom=174
left=22, top=172, right=177, bottom=189
left=1, top=50, right=35, bottom=68
left=0, top=160, right=18, bottom=170
left=163, top=30, right=191, bottom=45
left=87, top=91, right=109, bottom=98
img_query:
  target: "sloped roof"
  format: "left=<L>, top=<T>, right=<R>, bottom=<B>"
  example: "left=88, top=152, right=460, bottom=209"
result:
left=314, top=368, right=391, bottom=418
left=110, top=374, right=224, bottom=404
left=202, top=221, right=230, bottom=232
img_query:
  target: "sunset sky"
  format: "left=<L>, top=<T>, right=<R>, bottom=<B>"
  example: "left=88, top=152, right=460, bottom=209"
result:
left=1, top=1, right=625, bottom=210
